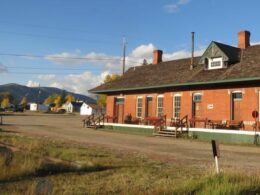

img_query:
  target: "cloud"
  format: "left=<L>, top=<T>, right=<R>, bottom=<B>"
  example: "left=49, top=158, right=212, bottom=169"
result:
left=163, top=0, right=191, bottom=13
left=26, top=80, right=40, bottom=87
left=130, top=43, right=155, bottom=58
left=163, top=48, right=205, bottom=61
left=251, top=41, right=260, bottom=46
left=38, top=74, right=56, bottom=80
left=45, top=50, right=121, bottom=68
left=37, top=43, right=205, bottom=95
left=163, top=4, right=179, bottom=13
left=0, top=63, right=8, bottom=73
left=44, top=71, right=110, bottom=95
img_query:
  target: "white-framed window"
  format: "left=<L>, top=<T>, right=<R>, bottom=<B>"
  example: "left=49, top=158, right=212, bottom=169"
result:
left=208, top=57, right=223, bottom=70
left=193, top=93, right=202, bottom=102
left=173, top=94, right=181, bottom=119
left=136, top=97, right=143, bottom=118
left=232, top=91, right=242, bottom=100
left=157, top=95, right=164, bottom=117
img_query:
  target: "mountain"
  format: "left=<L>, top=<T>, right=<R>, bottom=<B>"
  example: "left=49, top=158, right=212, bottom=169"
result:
left=0, top=83, right=96, bottom=104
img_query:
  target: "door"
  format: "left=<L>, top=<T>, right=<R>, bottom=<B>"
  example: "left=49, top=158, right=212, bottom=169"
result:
left=145, top=97, right=153, bottom=117
left=192, top=93, right=202, bottom=118
left=192, top=93, right=202, bottom=127
left=231, top=92, right=242, bottom=120
left=114, top=98, right=124, bottom=123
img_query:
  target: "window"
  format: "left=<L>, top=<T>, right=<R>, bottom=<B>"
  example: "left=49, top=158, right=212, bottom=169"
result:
left=208, top=57, right=223, bottom=70
left=136, top=97, right=142, bottom=118
left=173, top=95, right=181, bottom=119
left=157, top=96, right=164, bottom=116
left=232, top=92, right=242, bottom=100
left=211, top=61, right=221, bottom=67
left=193, top=93, right=202, bottom=102
left=115, top=98, right=124, bottom=105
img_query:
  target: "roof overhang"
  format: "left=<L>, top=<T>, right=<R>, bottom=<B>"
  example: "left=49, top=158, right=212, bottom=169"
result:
left=89, top=77, right=260, bottom=94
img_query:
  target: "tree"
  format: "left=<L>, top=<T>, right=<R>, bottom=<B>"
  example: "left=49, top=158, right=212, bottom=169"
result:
left=0, top=92, right=13, bottom=104
left=60, top=90, right=67, bottom=105
left=103, top=74, right=120, bottom=83
left=65, top=94, right=75, bottom=103
left=44, top=94, right=58, bottom=105
left=20, top=96, right=27, bottom=108
left=1, top=97, right=10, bottom=108
left=97, top=74, right=120, bottom=108
left=54, top=95, right=62, bottom=108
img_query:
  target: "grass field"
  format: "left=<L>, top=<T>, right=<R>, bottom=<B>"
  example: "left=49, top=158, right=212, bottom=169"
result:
left=1, top=130, right=260, bottom=194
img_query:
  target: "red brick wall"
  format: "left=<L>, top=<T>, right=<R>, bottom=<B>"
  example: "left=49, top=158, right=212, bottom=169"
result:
left=106, top=95, right=115, bottom=117
left=105, top=87, right=260, bottom=130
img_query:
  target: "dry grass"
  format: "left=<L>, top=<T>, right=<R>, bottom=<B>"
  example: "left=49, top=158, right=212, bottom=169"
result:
left=0, top=132, right=260, bottom=194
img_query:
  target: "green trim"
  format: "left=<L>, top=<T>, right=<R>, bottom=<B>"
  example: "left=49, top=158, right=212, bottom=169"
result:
left=90, top=76, right=260, bottom=94
left=189, top=131, right=258, bottom=145
left=101, top=125, right=153, bottom=136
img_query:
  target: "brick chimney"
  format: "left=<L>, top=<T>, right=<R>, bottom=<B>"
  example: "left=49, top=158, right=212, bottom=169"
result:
left=238, top=30, right=250, bottom=49
left=153, top=50, right=163, bottom=64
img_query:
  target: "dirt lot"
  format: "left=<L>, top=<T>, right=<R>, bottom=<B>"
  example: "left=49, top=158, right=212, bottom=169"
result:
left=1, top=112, right=260, bottom=172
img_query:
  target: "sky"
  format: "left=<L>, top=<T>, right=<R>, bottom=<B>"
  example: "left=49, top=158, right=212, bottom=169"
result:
left=0, top=0, right=260, bottom=96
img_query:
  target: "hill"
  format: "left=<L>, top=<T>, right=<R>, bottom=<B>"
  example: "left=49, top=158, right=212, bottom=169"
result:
left=0, top=83, right=96, bottom=104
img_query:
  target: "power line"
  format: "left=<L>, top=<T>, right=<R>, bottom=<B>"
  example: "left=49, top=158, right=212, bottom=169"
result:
left=6, top=66, right=102, bottom=71
left=6, top=71, right=101, bottom=75
left=0, top=52, right=140, bottom=64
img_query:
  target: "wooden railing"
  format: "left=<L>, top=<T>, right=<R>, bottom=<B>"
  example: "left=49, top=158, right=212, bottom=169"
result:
left=153, top=115, right=167, bottom=133
left=170, top=115, right=189, bottom=137
left=83, top=114, right=105, bottom=129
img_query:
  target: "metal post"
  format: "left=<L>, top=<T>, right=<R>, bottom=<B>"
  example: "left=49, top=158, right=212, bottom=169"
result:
left=122, top=37, right=127, bottom=75
left=190, top=32, right=195, bottom=70
left=215, top=156, right=219, bottom=174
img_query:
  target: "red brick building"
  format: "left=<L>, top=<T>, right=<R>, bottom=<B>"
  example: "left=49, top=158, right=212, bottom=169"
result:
left=90, top=30, right=260, bottom=129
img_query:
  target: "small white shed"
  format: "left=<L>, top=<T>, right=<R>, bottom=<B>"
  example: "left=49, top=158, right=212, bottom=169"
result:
left=80, top=103, right=102, bottom=115
left=29, top=103, right=38, bottom=111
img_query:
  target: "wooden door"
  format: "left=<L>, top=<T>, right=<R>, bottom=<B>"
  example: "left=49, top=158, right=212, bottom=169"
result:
left=114, top=98, right=125, bottom=123
left=117, top=104, right=124, bottom=123
left=146, top=97, right=153, bottom=117
left=233, top=100, right=242, bottom=121
left=231, top=92, right=242, bottom=120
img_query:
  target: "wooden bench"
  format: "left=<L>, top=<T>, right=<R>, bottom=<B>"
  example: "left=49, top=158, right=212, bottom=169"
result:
left=225, top=120, right=244, bottom=130
left=208, top=120, right=225, bottom=129
left=143, top=115, right=166, bottom=126
left=189, top=118, right=209, bottom=128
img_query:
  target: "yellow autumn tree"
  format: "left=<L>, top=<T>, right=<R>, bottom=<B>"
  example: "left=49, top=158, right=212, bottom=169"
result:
left=66, top=94, right=75, bottom=103
left=20, top=96, right=27, bottom=108
left=1, top=97, right=10, bottom=108
left=97, top=74, right=120, bottom=108
left=54, top=95, right=62, bottom=108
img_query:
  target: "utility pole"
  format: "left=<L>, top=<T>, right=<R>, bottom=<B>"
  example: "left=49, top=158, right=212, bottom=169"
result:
left=190, top=32, right=195, bottom=70
left=122, top=37, right=127, bottom=75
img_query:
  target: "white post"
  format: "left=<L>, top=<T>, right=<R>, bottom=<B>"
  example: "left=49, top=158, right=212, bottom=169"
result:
left=215, top=156, right=219, bottom=174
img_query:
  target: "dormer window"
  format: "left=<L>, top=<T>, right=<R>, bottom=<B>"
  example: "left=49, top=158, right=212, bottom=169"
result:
left=208, top=57, right=223, bottom=70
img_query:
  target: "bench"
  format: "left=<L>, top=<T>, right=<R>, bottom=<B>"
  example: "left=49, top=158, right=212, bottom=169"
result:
left=189, top=118, right=209, bottom=128
left=208, top=120, right=225, bottom=129
left=225, top=120, right=244, bottom=130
